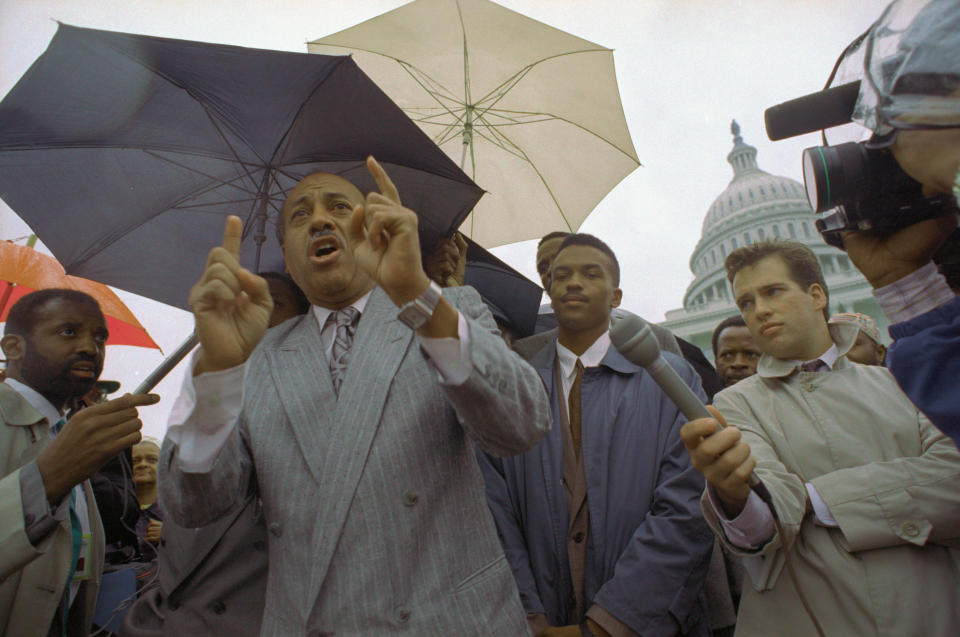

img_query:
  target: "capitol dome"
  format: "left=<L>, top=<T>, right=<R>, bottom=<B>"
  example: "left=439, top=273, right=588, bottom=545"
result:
left=661, top=120, right=885, bottom=355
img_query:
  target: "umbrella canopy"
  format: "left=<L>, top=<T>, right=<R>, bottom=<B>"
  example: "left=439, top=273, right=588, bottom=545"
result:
left=463, top=237, right=541, bottom=338
left=0, top=242, right=159, bottom=349
left=0, top=24, right=483, bottom=310
left=309, top=0, right=641, bottom=247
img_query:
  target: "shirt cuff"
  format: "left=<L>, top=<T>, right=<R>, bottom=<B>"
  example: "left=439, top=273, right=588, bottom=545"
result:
left=804, top=482, right=838, bottom=527
left=417, top=311, right=473, bottom=386
left=706, top=486, right=775, bottom=550
left=20, top=459, right=68, bottom=546
left=586, top=605, right=640, bottom=637
left=165, top=351, right=245, bottom=473
left=874, top=262, right=956, bottom=324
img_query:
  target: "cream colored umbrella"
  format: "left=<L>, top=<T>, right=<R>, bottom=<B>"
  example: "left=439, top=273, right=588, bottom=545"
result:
left=308, top=0, right=640, bottom=247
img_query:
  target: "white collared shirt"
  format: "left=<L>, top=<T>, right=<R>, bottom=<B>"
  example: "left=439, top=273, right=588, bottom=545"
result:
left=555, top=331, right=611, bottom=405
left=310, top=289, right=373, bottom=361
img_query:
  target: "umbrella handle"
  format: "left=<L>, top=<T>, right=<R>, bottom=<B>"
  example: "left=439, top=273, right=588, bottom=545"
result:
left=133, top=332, right=199, bottom=394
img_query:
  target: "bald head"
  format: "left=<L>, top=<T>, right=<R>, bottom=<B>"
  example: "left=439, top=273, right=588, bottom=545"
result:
left=276, top=173, right=364, bottom=246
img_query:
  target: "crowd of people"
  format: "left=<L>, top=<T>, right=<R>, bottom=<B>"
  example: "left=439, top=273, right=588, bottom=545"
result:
left=2, top=0, right=960, bottom=635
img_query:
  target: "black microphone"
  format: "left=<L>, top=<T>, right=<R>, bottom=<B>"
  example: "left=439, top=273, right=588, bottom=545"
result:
left=610, top=314, right=774, bottom=504
left=764, top=80, right=861, bottom=141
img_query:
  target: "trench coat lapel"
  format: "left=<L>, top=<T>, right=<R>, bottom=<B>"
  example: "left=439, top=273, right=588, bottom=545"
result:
left=308, top=287, right=414, bottom=602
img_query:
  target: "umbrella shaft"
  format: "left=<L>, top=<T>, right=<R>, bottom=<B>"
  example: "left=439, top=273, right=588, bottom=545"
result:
left=133, top=332, right=199, bottom=394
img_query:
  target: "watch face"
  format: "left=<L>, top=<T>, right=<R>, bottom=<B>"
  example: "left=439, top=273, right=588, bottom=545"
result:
left=398, top=304, right=429, bottom=329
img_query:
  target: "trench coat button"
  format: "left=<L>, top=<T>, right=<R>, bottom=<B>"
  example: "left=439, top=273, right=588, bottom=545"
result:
left=269, top=522, right=282, bottom=537
left=395, top=606, right=411, bottom=622
left=403, top=491, right=419, bottom=507
left=902, top=522, right=920, bottom=537
left=572, top=531, right=585, bottom=544
left=212, top=600, right=226, bottom=614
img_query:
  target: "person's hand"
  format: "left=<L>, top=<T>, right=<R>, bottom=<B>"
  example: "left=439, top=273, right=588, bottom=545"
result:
left=348, top=156, right=432, bottom=307
left=451, top=233, right=468, bottom=286
left=842, top=214, right=957, bottom=289
left=424, top=237, right=460, bottom=286
left=145, top=520, right=163, bottom=543
left=537, top=626, right=582, bottom=637
left=190, top=216, right=273, bottom=375
left=680, top=406, right=755, bottom=518
left=36, top=393, right=160, bottom=504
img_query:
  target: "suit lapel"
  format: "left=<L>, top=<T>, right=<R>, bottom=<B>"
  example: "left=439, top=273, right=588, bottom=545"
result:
left=308, top=287, right=414, bottom=601
left=265, top=314, right=336, bottom=485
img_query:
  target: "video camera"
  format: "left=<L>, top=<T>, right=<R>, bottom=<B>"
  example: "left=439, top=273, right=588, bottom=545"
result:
left=763, top=0, right=960, bottom=250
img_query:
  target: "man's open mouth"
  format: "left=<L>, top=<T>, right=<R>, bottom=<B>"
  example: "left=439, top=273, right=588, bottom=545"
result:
left=70, top=363, right=97, bottom=378
left=309, top=235, right=342, bottom=264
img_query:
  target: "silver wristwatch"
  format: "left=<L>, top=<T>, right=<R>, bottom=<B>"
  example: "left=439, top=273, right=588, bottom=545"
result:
left=397, top=280, right=443, bottom=330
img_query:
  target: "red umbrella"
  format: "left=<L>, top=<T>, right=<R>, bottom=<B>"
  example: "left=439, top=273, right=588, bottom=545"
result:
left=0, top=241, right=160, bottom=350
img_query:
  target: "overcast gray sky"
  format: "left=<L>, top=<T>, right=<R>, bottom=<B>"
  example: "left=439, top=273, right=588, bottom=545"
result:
left=0, top=0, right=887, bottom=437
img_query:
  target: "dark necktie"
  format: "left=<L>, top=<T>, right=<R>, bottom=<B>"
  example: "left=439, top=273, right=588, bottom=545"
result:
left=801, top=359, right=826, bottom=373
left=569, top=359, right=584, bottom=457
left=329, top=307, right=360, bottom=396
left=53, top=417, right=82, bottom=633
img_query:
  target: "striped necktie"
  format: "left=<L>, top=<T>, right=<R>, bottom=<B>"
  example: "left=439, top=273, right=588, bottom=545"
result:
left=328, top=306, right=360, bottom=396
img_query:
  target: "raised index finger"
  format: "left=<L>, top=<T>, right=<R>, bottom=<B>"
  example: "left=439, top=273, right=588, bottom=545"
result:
left=366, top=156, right=401, bottom=205
left=222, top=215, right=243, bottom=260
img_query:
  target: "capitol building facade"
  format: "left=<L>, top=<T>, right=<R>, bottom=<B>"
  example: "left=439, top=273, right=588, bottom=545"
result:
left=660, top=122, right=888, bottom=357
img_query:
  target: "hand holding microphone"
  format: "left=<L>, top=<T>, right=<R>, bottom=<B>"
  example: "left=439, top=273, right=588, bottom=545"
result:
left=610, top=314, right=774, bottom=516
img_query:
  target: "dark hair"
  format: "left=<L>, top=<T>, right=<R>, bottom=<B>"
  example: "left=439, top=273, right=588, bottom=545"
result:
left=724, top=240, right=829, bottom=320
left=538, top=231, right=570, bottom=248
left=554, top=233, right=620, bottom=286
left=711, top=314, right=747, bottom=358
left=4, top=289, right=103, bottom=338
left=258, top=272, right=309, bottom=314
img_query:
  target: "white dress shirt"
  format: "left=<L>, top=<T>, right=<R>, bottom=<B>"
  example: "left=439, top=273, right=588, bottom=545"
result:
left=555, top=330, right=611, bottom=405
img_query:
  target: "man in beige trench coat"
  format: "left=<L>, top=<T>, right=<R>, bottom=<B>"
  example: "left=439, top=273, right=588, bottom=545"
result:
left=682, top=240, right=960, bottom=637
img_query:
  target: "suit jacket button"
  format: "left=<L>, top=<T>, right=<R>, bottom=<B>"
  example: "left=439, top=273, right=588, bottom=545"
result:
left=395, top=606, right=411, bottom=622
left=269, top=522, right=282, bottom=537
left=572, top=531, right=585, bottom=543
left=403, top=491, right=419, bottom=507
left=212, top=600, right=226, bottom=614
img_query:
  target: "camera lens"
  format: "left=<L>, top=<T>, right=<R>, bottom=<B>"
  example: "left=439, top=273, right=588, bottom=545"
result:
left=801, top=142, right=867, bottom=213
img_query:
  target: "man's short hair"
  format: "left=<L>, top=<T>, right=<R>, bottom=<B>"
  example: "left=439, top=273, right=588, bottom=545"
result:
left=4, top=289, right=102, bottom=339
left=555, top=233, right=620, bottom=286
left=724, top=240, right=829, bottom=320
left=259, top=271, right=309, bottom=314
left=711, top=314, right=747, bottom=357
left=538, top=231, right=570, bottom=248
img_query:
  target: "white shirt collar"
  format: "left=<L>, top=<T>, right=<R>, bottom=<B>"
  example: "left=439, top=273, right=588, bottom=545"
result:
left=4, top=378, right=62, bottom=430
left=796, top=343, right=840, bottom=371
left=556, top=330, right=611, bottom=380
left=310, top=289, right=374, bottom=331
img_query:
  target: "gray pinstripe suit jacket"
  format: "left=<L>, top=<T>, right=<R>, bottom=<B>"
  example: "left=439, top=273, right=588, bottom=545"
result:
left=160, top=286, right=550, bottom=636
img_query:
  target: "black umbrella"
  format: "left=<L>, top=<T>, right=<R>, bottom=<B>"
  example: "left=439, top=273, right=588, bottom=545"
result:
left=0, top=24, right=483, bottom=311
left=463, top=237, right=541, bottom=339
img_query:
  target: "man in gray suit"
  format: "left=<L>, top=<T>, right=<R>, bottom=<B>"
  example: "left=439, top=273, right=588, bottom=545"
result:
left=160, top=157, right=551, bottom=635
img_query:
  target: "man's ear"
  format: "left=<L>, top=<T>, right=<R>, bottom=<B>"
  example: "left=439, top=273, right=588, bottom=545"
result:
left=1, top=334, right=25, bottom=363
left=877, top=343, right=887, bottom=365
left=808, top=283, right=827, bottom=312
left=611, top=288, right=623, bottom=309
